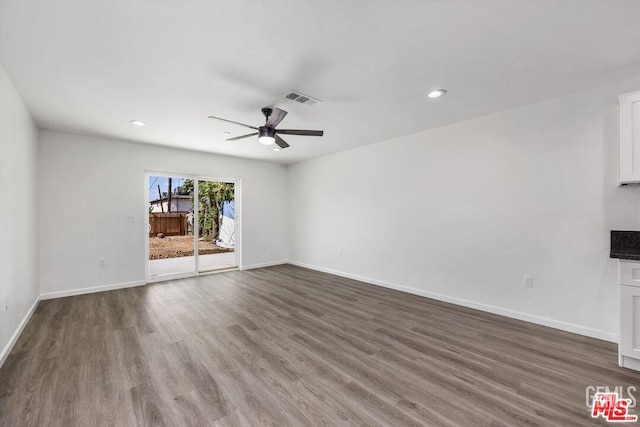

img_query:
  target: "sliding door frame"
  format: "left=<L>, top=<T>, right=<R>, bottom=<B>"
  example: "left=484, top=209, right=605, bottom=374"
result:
left=144, top=170, right=241, bottom=283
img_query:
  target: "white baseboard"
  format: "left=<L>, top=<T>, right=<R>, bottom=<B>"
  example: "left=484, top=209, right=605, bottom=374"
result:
left=620, top=355, right=640, bottom=372
left=0, top=296, right=40, bottom=369
left=288, top=260, right=618, bottom=343
left=241, top=260, right=287, bottom=271
left=40, top=280, right=146, bottom=300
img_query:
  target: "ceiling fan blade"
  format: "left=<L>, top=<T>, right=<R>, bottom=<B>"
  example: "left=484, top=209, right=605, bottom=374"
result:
left=266, top=108, right=288, bottom=127
left=276, top=129, right=323, bottom=137
left=226, top=132, right=258, bottom=141
left=208, top=116, right=258, bottom=130
left=275, top=135, right=290, bottom=149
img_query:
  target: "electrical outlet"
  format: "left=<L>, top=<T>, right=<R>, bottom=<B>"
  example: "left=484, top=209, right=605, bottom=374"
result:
left=523, top=275, right=534, bottom=288
left=338, top=249, right=343, bottom=256
left=98, top=259, right=106, bottom=268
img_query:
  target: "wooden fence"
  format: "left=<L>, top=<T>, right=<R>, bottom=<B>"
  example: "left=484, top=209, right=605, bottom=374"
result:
left=149, top=213, right=188, bottom=237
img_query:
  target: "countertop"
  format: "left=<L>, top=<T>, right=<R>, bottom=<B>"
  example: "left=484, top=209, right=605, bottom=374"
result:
left=611, top=230, right=640, bottom=261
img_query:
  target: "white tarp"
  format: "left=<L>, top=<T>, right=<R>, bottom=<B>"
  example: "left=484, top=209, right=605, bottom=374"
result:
left=218, top=200, right=235, bottom=247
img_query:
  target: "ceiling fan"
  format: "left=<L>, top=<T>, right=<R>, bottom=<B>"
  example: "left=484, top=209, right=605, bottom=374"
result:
left=208, top=107, right=323, bottom=150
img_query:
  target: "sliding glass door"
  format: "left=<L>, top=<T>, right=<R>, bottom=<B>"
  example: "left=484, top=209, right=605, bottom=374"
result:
left=146, top=172, right=239, bottom=282
left=147, top=174, right=196, bottom=280
left=195, top=179, right=237, bottom=273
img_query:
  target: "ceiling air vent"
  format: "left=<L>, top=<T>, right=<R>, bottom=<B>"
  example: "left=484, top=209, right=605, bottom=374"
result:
left=285, top=91, right=322, bottom=106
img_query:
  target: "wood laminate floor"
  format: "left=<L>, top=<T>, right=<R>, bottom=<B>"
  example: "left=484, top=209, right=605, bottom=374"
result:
left=1, top=264, right=639, bottom=426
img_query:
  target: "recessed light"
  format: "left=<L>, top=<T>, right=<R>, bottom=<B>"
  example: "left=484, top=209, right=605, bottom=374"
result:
left=273, top=147, right=281, bottom=151
left=130, top=120, right=146, bottom=126
left=224, top=131, right=231, bottom=136
left=427, top=89, right=447, bottom=99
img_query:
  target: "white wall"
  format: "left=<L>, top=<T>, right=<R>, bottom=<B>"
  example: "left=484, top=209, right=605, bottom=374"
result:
left=39, top=130, right=288, bottom=295
left=288, top=76, right=640, bottom=341
left=0, top=65, right=39, bottom=363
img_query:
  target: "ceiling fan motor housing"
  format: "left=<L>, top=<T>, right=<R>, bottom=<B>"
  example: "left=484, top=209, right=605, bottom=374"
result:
left=258, top=126, right=275, bottom=138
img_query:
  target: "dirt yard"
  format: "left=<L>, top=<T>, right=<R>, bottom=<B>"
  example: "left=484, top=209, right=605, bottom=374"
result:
left=149, top=235, right=234, bottom=260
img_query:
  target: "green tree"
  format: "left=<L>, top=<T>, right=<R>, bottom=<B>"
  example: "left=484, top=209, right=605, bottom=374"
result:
left=181, top=179, right=234, bottom=241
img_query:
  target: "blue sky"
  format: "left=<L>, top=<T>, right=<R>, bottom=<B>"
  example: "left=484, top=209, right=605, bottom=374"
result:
left=148, top=176, right=186, bottom=202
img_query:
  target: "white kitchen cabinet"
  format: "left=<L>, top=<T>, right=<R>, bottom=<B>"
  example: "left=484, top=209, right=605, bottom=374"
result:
left=619, top=260, right=640, bottom=371
left=620, top=285, right=640, bottom=359
left=619, top=90, right=640, bottom=184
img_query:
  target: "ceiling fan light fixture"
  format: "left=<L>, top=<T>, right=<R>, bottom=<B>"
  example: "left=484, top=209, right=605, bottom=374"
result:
left=259, top=136, right=275, bottom=145
left=258, top=126, right=276, bottom=145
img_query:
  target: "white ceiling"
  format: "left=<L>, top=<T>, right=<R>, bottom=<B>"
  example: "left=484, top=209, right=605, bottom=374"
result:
left=1, top=1, right=640, bottom=165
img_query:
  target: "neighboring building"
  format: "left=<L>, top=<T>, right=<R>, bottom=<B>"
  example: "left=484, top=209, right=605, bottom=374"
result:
left=149, top=194, right=193, bottom=213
